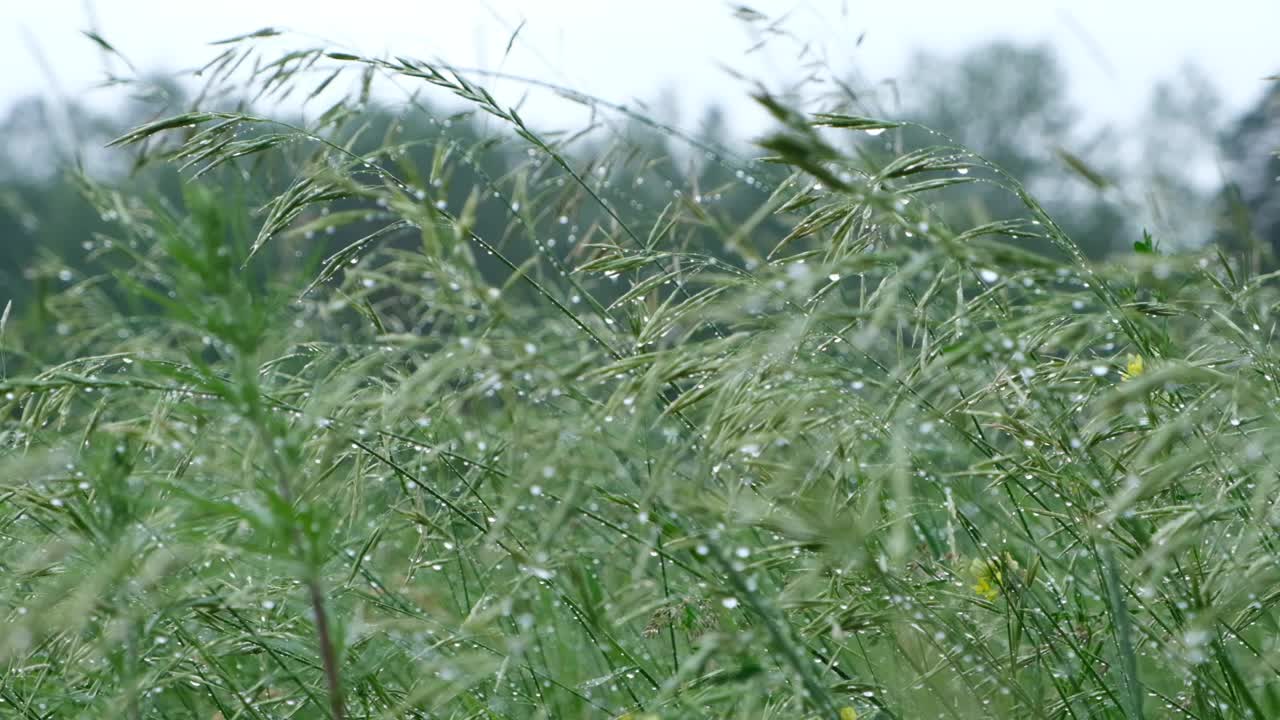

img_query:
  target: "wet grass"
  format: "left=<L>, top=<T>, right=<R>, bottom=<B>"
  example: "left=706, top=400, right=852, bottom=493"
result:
left=2, top=32, right=1279, bottom=720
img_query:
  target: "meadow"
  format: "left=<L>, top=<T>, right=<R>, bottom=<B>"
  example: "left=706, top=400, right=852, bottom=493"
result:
left=2, top=32, right=1278, bottom=719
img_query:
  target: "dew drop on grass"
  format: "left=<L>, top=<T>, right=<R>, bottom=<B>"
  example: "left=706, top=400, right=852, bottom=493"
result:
left=721, top=597, right=739, bottom=609
left=978, top=269, right=1000, bottom=283
left=787, top=262, right=810, bottom=281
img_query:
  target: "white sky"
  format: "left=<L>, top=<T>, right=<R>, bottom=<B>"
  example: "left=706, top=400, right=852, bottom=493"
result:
left=4, top=0, right=1279, bottom=138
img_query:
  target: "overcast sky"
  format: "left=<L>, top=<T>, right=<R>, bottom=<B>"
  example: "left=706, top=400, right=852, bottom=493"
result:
left=5, top=1, right=1279, bottom=137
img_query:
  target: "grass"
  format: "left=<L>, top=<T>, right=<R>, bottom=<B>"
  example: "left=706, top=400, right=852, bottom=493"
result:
left=2, top=31, right=1280, bottom=720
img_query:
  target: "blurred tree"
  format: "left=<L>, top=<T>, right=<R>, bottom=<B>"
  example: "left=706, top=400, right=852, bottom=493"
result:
left=1134, top=63, right=1224, bottom=249
left=1216, top=82, right=1280, bottom=271
left=904, top=41, right=1078, bottom=183
left=898, top=41, right=1131, bottom=258
left=0, top=97, right=113, bottom=297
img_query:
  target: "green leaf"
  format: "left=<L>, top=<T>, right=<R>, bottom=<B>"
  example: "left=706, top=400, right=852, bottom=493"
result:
left=1100, top=546, right=1146, bottom=720
left=211, top=27, right=282, bottom=45
left=811, top=113, right=900, bottom=133
left=1133, top=229, right=1157, bottom=255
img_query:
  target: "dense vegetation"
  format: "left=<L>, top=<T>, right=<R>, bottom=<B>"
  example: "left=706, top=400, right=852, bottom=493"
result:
left=2, top=29, right=1279, bottom=720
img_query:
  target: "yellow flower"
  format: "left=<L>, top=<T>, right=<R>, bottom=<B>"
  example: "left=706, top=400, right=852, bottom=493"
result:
left=969, top=554, right=1019, bottom=601
left=970, top=558, right=1000, bottom=601
left=1122, top=354, right=1144, bottom=380
left=840, top=707, right=859, bottom=720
